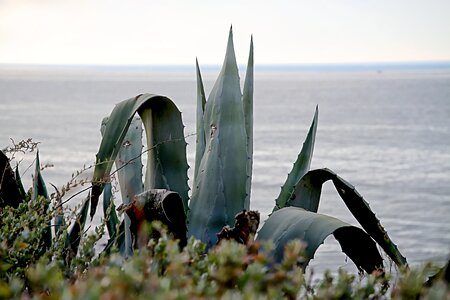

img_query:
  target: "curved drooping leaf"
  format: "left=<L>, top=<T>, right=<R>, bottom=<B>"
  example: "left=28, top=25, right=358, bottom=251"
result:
left=140, top=100, right=189, bottom=212
left=91, top=94, right=189, bottom=219
left=256, top=207, right=383, bottom=273
left=274, top=107, right=318, bottom=211
left=243, top=36, right=254, bottom=207
left=188, top=27, right=249, bottom=248
left=0, top=150, right=23, bottom=208
left=65, top=193, right=90, bottom=264
left=333, top=226, right=385, bottom=274
left=287, top=168, right=334, bottom=212
left=289, top=168, right=407, bottom=267
left=194, top=58, right=207, bottom=181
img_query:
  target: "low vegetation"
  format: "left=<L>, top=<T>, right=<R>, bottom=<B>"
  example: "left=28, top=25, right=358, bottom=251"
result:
left=0, top=200, right=449, bottom=299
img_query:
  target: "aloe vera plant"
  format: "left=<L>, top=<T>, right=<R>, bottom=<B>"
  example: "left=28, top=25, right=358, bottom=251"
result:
left=89, top=27, right=407, bottom=273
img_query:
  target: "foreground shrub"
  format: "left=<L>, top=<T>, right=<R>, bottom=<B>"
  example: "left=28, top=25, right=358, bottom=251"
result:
left=1, top=206, right=448, bottom=299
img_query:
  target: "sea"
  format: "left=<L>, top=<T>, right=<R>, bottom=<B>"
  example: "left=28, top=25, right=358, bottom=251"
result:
left=1, top=63, right=449, bottom=276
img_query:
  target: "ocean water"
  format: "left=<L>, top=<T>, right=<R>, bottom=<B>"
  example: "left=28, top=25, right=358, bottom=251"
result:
left=1, top=64, right=449, bottom=274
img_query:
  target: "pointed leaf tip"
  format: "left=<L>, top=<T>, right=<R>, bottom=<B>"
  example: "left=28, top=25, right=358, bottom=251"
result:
left=227, top=26, right=234, bottom=47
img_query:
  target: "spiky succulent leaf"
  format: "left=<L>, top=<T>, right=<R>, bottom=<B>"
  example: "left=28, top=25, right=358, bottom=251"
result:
left=0, top=150, right=23, bottom=208
left=287, top=168, right=334, bottom=212
left=289, top=168, right=407, bottom=267
left=91, top=94, right=189, bottom=219
left=194, top=59, right=207, bottom=181
left=188, top=28, right=249, bottom=248
left=243, top=36, right=254, bottom=207
left=274, top=107, right=318, bottom=211
left=15, top=165, right=26, bottom=200
left=139, top=100, right=189, bottom=212
left=256, top=207, right=383, bottom=273
left=32, top=151, right=49, bottom=202
left=31, top=151, right=51, bottom=249
left=330, top=171, right=407, bottom=266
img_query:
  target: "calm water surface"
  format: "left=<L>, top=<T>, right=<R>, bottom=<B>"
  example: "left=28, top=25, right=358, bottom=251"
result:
left=1, top=65, right=449, bottom=274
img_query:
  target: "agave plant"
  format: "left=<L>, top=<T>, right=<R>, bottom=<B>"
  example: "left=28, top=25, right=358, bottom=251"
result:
left=89, top=28, right=407, bottom=273
left=0, top=149, right=90, bottom=265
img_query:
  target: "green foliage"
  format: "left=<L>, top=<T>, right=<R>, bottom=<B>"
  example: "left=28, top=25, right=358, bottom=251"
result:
left=194, top=58, right=207, bottom=182
left=0, top=150, right=23, bottom=208
left=0, top=196, right=54, bottom=281
left=85, top=29, right=408, bottom=274
left=91, top=94, right=190, bottom=219
left=64, top=195, right=90, bottom=265
left=189, top=28, right=253, bottom=248
left=274, top=106, right=318, bottom=211
left=2, top=28, right=438, bottom=299
left=259, top=167, right=407, bottom=272
left=0, top=146, right=96, bottom=289
left=257, top=207, right=383, bottom=274
left=0, top=210, right=448, bottom=299
left=0, top=192, right=107, bottom=297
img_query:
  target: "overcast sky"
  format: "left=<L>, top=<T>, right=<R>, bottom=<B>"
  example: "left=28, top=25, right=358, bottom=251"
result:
left=1, top=0, right=449, bottom=65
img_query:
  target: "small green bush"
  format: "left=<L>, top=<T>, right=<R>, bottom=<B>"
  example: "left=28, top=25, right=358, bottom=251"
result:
left=1, top=196, right=48, bottom=280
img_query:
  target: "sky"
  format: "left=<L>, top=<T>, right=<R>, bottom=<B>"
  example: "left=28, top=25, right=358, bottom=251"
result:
left=0, top=0, right=449, bottom=65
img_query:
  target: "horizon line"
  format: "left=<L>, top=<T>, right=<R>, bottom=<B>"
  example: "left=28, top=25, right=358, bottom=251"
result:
left=1, top=60, right=450, bottom=72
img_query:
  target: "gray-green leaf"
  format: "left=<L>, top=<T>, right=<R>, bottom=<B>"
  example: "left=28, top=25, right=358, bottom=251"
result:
left=257, top=207, right=383, bottom=273
left=188, top=28, right=249, bottom=248
left=274, top=107, right=318, bottom=211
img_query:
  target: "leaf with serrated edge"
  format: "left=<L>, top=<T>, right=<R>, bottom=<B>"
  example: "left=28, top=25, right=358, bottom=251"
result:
left=91, top=94, right=189, bottom=219
left=256, top=207, right=383, bottom=273
left=188, top=27, right=249, bottom=248
left=243, top=36, right=254, bottom=207
left=274, top=107, right=318, bottom=211
left=194, top=59, right=207, bottom=181
left=289, top=167, right=407, bottom=267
